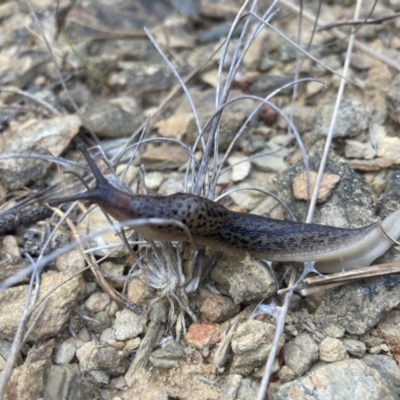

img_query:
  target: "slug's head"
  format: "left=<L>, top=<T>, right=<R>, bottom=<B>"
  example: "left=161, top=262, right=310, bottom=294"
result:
left=48, top=142, right=136, bottom=222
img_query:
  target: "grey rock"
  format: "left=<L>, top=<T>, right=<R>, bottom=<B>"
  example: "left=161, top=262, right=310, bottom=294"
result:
left=280, top=42, right=298, bottom=62
left=112, top=38, right=159, bottom=62
left=168, top=0, right=200, bottom=19
left=386, top=88, right=400, bottom=124
left=279, top=105, right=318, bottom=134
left=76, top=341, right=129, bottom=380
left=100, top=261, right=126, bottom=289
left=113, top=308, right=148, bottom=341
left=157, top=173, right=185, bottom=195
left=56, top=249, right=86, bottom=274
left=359, top=332, right=386, bottom=348
left=200, top=293, right=239, bottom=323
left=284, top=334, right=319, bottom=376
left=95, top=346, right=128, bottom=375
left=342, top=339, right=366, bottom=358
left=237, top=377, right=258, bottom=400
left=44, top=364, right=84, bottom=400
left=389, top=0, right=400, bottom=13
left=185, top=111, right=246, bottom=151
left=83, top=97, right=142, bottom=138
left=197, top=23, right=244, bottom=44
left=220, top=374, right=242, bottom=399
left=259, top=57, right=275, bottom=72
left=377, top=309, right=400, bottom=347
left=111, top=62, right=185, bottom=105
left=230, top=320, right=284, bottom=375
left=278, top=365, right=297, bottom=383
left=277, top=141, right=376, bottom=226
left=375, top=171, right=400, bottom=264
left=148, top=301, right=168, bottom=324
left=250, top=75, right=294, bottom=96
left=54, top=340, right=76, bottom=365
left=211, top=254, right=277, bottom=305
left=319, top=337, right=347, bottom=362
left=0, top=256, right=29, bottom=285
left=315, top=275, right=400, bottom=335
left=220, top=375, right=260, bottom=399
left=380, top=171, right=400, bottom=219
left=0, top=338, right=22, bottom=366
left=344, top=139, right=376, bottom=159
left=75, top=341, right=112, bottom=383
left=126, top=276, right=156, bottom=308
left=350, top=53, right=372, bottom=71
left=317, top=55, right=342, bottom=72
left=3, top=360, right=47, bottom=400
left=149, top=341, right=185, bottom=369
left=141, top=143, right=190, bottom=170
left=26, top=339, right=55, bottom=363
left=87, top=310, right=111, bottom=334
left=314, top=98, right=369, bottom=138
left=272, top=359, right=398, bottom=400
left=85, top=292, right=111, bottom=313
left=0, top=50, right=49, bottom=87
left=99, top=328, right=115, bottom=345
left=362, top=354, right=400, bottom=395
left=0, top=115, right=81, bottom=190
left=251, top=150, right=288, bottom=173
left=0, top=271, right=84, bottom=341
left=26, top=86, right=65, bottom=113
left=59, top=82, right=91, bottom=112
left=83, top=282, right=98, bottom=299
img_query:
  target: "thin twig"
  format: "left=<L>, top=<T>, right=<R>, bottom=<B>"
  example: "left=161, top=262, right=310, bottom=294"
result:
left=250, top=14, right=357, bottom=86
left=280, top=0, right=400, bottom=71
left=144, top=28, right=202, bottom=144
left=0, top=265, right=41, bottom=399
left=0, top=88, right=61, bottom=115
left=257, top=268, right=297, bottom=400
left=305, top=0, right=362, bottom=223
left=317, top=12, right=400, bottom=31
left=25, top=0, right=100, bottom=144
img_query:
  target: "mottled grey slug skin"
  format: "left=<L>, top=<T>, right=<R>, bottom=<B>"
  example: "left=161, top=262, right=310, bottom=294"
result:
left=49, top=144, right=400, bottom=273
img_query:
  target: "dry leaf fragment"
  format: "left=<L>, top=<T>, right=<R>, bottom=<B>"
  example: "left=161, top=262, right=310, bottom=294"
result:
left=292, top=171, right=341, bottom=203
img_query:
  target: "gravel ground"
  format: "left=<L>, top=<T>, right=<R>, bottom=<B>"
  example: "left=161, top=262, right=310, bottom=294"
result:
left=1, top=0, right=400, bottom=399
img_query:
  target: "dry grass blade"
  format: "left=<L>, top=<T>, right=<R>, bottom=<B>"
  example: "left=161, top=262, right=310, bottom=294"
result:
left=111, top=51, right=220, bottom=166
left=0, top=88, right=61, bottom=115
left=305, top=0, right=361, bottom=223
left=257, top=0, right=364, bottom=395
left=144, top=27, right=202, bottom=145
left=257, top=268, right=297, bottom=400
left=275, top=261, right=400, bottom=296
left=25, top=0, right=102, bottom=144
left=0, top=269, right=41, bottom=399
left=280, top=0, right=400, bottom=71
left=253, top=15, right=357, bottom=86
left=208, top=91, right=315, bottom=191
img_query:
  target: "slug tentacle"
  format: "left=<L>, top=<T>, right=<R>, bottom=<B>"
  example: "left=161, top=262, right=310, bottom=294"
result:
left=76, top=141, right=109, bottom=186
left=48, top=143, right=137, bottom=221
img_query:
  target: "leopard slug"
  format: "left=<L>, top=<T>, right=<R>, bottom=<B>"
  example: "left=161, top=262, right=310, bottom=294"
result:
left=48, top=143, right=400, bottom=273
